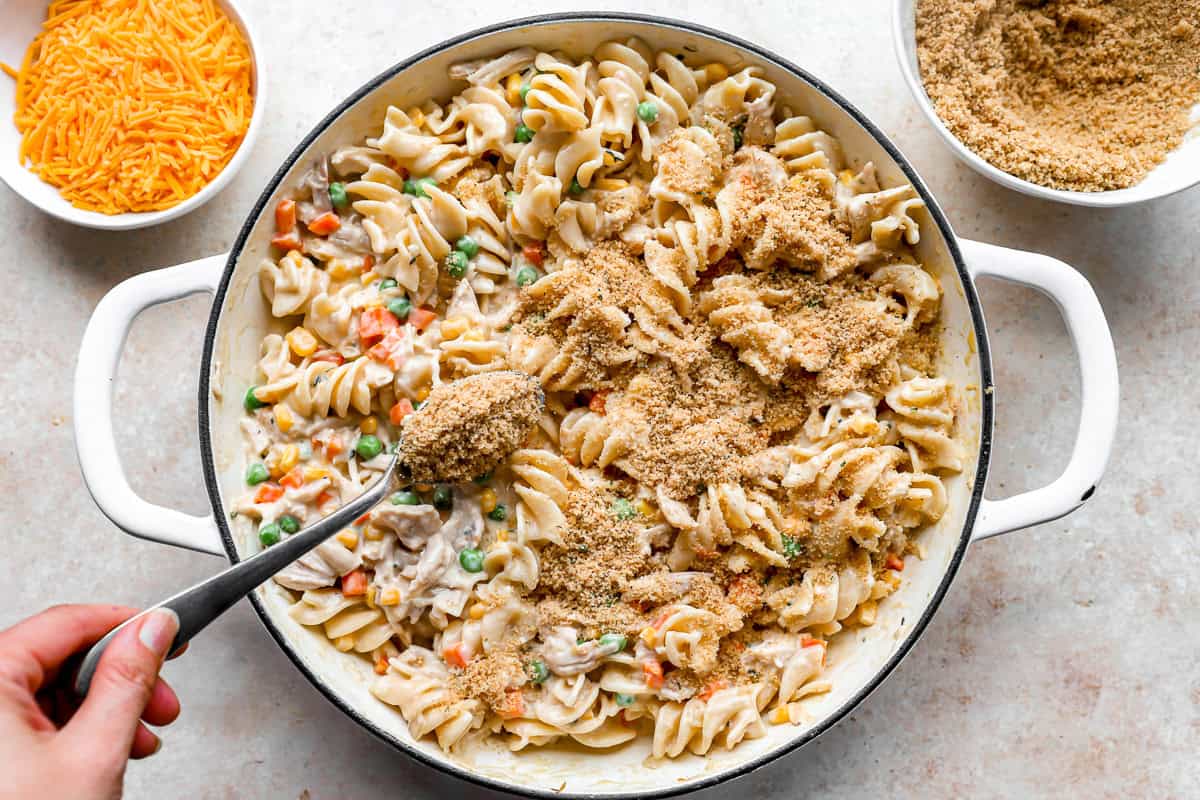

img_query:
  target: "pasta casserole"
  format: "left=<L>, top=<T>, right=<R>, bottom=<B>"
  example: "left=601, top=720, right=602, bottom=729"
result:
left=235, top=40, right=965, bottom=759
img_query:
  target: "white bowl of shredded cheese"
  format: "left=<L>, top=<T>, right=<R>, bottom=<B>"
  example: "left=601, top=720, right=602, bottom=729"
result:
left=0, top=0, right=265, bottom=230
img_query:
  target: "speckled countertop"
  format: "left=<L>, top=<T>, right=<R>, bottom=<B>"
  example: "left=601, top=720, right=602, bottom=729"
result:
left=1, top=1, right=1196, bottom=798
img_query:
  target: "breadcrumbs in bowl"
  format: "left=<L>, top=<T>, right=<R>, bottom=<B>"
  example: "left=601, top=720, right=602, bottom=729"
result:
left=0, top=0, right=265, bottom=230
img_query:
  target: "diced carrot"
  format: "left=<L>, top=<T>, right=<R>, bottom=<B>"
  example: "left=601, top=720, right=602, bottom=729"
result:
left=311, top=349, right=345, bottom=365
left=279, top=466, right=305, bottom=490
left=368, top=327, right=409, bottom=370
left=698, top=679, right=729, bottom=702
left=651, top=609, right=672, bottom=630
left=254, top=482, right=284, bottom=503
left=275, top=199, right=296, bottom=232
left=271, top=230, right=302, bottom=252
left=374, top=652, right=390, bottom=675
left=325, top=440, right=345, bottom=457
left=588, top=389, right=610, bottom=414
left=407, top=307, right=437, bottom=332
left=361, top=254, right=375, bottom=272
left=306, top=212, right=341, bottom=236
left=358, top=307, right=400, bottom=348
left=521, top=242, right=545, bottom=266
left=390, top=398, right=415, bottom=426
left=498, top=688, right=525, bottom=719
left=442, top=642, right=471, bottom=668
left=885, top=553, right=905, bottom=572
left=341, top=569, right=368, bottom=596
left=316, top=490, right=335, bottom=507
left=354, top=512, right=371, bottom=526
left=642, top=660, right=664, bottom=690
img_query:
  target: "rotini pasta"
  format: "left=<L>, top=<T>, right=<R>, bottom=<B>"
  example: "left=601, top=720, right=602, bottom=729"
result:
left=238, top=40, right=963, bottom=760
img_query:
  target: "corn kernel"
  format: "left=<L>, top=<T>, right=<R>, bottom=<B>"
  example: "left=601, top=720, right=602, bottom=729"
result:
left=366, top=585, right=377, bottom=609
left=359, top=417, right=378, bottom=435
left=379, top=588, right=401, bottom=607
left=769, top=706, right=792, bottom=725
left=640, top=627, right=657, bottom=645
left=363, top=525, right=385, bottom=541
left=839, top=169, right=856, bottom=185
left=365, top=300, right=384, bottom=310
left=704, top=62, right=729, bottom=83
left=334, top=635, right=355, bottom=652
left=285, top=327, right=318, bottom=357
left=336, top=529, right=359, bottom=549
left=496, top=528, right=509, bottom=542
left=592, top=178, right=628, bottom=191
left=273, top=404, right=295, bottom=433
left=504, top=73, right=523, bottom=105
left=479, top=489, right=498, bottom=514
left=328, top=258, right=358, bottom=280
left=441, top=316, right=469, bottom=339
left=360, top=270, right=379, bottom=285
left=406, top=106, right=425, bottom=127
left=415, top=387, right=431, bottom=402
left=635, top=499, right=654, bottom=517
left=278, top=444, right=300, bottom=473
left=468, top=602, right=486, bottom=620
left=304, top=467, right=329, bottom=482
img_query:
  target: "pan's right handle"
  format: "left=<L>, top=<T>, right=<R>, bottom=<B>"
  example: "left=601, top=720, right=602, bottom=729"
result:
left=961, top=239, right=1120, bottom=541
left=74, top=255, right=228, bottom=556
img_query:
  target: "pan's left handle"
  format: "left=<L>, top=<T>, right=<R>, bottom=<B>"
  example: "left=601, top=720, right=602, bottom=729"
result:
left=74, top=254, right=228, bottom=556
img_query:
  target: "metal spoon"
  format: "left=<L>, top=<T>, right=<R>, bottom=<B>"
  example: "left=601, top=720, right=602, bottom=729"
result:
left=73, top=454, right=403, bottom=696
left=73, top=370, right=543, bottom=697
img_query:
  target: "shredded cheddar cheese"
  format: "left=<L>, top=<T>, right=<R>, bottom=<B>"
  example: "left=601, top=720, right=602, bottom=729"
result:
left=0, top=0, right=254, bottom=215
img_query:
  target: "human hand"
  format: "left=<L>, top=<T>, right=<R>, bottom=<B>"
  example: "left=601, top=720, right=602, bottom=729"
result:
left=0, top=605, right=183, bottom=800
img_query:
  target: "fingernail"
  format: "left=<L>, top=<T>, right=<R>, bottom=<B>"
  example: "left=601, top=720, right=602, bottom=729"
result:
left=138, top=609, right=180, bottom=656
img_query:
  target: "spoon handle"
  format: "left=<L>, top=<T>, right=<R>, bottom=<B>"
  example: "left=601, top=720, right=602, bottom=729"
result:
left=73, top=456, right=398, bottom=697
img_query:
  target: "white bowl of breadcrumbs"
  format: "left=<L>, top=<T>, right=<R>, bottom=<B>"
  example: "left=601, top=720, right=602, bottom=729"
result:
left=893, top=0, right=1200, bottom=207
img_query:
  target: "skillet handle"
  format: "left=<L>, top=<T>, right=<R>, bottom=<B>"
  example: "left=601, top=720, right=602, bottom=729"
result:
left=960, top=239, right=1119, bottom=541
left=74, top=254, right=228, bottom=556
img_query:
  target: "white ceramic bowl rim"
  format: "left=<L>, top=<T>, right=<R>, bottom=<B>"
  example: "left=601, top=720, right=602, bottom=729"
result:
left=0, top=0, right=266, bottom=230
left=193, top=13, right=994, bottom=799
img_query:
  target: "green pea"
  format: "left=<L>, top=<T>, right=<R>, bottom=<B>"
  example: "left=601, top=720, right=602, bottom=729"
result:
left=387, top=297, right=412, bottom=321
left=615, top=693, right=635, bottom=707
left=244, top=386, right=266, bottom=412
left=473, top=472, right=492, bottom=485
left=568, top=177, right=584, bottom=196
left=519, top=82, right=531, bottom=103
left=259, top=523, right=281, bottom=547
left=445, top=250, right=468, bottom=278
left=379, top=278, right=398, bottom=291
left=455, top=236, right=479, bottom=259
left=516, top=266, right=538, bottom=287
left=390, top=490, right=421, bottom=506
left=599, top=632, right=627, bottom=652
left=278, top=514, right=300, bottom=534
left=459, top=547, right=484, bottom=573
left=488, top=504, right=507, bottom=522
left=732, top=125, right=744, bottom=149
left=527, top=659, right=549, bottom=684
left=328, top=182, right=349, bottom=209
left=355, top=434, right=383, bottom=460
left=245, top=463, right=269, bottom=485
left=433, top=485, right=453, bottom=510
left=636, top=101, right=658, bottom=123
left=404, top=177, right=437, bottom=198
left=514, top=123, right=534, bottom=143
left=611, top=498, right=636, bottom=520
